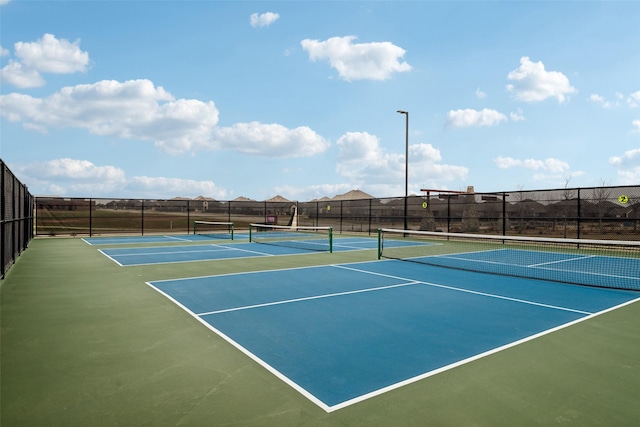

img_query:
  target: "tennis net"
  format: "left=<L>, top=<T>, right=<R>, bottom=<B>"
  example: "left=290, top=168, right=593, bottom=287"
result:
left=193, top=221, right=234, bottom=239
left=378, top=228, right=640, bottom=291
left=249, top=224, right=333, bottom=253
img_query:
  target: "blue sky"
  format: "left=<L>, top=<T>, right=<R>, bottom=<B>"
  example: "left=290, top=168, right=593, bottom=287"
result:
left=1, top=1, right=639, bottom=201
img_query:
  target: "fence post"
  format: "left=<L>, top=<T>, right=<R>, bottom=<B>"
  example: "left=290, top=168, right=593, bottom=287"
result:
left=447, top=195, right=451, bottom=233
left=502, top=192, right=507, bottom=236
left=187, top=199, right=190, bottom=234
left=1, top=163, right=5, bottom=278
left=577, top=188, right=581, bottom=240
left=368, top=198, right=372, bottom=235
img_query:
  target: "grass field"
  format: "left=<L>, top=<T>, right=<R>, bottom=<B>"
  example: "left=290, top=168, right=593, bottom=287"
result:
left=2, top=236, right=640, bottom=426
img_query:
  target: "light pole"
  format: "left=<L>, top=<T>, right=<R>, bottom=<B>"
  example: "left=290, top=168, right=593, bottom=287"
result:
left=397, top=110, right=408, bottom=231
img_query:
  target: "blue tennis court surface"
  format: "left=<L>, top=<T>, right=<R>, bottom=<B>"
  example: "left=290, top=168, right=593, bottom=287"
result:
left=148, top=260, right=640, bottom=412
left=83, top=233, right=246, bottom=245
left=99, top=237, right=382, bottom=266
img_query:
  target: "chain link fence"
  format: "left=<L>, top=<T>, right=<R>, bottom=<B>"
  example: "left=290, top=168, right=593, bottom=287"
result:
left=2, top=160, right=35, bottom=278
left=35, top=185, right=640, bottom=241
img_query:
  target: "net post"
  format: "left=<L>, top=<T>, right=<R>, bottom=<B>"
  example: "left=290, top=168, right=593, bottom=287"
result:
left=329, top=227, right=333, bottom=253
left=230, top=223, right=234, bottom=240
left=249, top=224, right=253, bottom=242
left=377, top=228, right=382, bottom=259
left=193, top=221, right=196, bottom=235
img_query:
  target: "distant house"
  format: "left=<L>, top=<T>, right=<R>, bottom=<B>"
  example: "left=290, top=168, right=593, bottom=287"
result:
left=332, top=189, right=374, bottom=200
left=266, top=195, right=291, bottom=203
left=36, top=197, right=96, bottom=211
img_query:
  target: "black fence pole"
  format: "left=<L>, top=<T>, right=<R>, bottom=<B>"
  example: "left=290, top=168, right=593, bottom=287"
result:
left=577, top=188, right=581, bottom=240
left=187, top=200, right=190, bottom=234
left=447, top=195, right=451, bottom=233
left=502, top=192, right=507, bottom=236
left=368, top=199, right=372, bottom=235
left=1, top=164, right=5, bottom=279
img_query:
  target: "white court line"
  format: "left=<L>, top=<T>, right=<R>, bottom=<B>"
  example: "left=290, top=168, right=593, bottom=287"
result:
left=165, top=235, right=193, bottom=242
left=99, top=244, right=277, bottom=266
left=528, top=254, right=596, bottom=267
left=146, top=279, right=333, bottom=413
left=97, top=249, right=124, bottom=266
left=107, top=247, right=231, bottom=257
left=333, top=264, right=594, bottom=315
left=215, top=244, right=276, bottom=257
left=196, top=281, right=421, bottom=316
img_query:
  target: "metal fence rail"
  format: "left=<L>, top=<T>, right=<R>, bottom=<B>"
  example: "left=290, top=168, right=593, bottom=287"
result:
left=1, top=160, right=35, bottom=278
left=34, top=185, right=640, bottom=241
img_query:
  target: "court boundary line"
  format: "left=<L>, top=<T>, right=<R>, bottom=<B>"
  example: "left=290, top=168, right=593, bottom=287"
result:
left=97, top=249, right=124, bottom=266
left=98, top=243, right=277, bottom=266
left=329, top=295, right=640, bottom=411
left=147, top=259, right=381, bottom=283
left=105, top=246, right=235, bottom=257
left=145, top=280, right=333, bottom=413
left=196, top=281, right=421, bottom=316
left=83, top=235, right=206, bottom=246
left=332, top=264, right=594, bottom=315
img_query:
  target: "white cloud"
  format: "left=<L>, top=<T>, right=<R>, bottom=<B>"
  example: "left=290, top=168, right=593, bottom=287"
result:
left=495, top=156, right=570, bottom=174
left=11, top=158, right=228, bottom=198
left=476, top=88, right=486, bottom=99
left=0, top=79, right=217, bottom=154
left=446, top=108, right=507, bottom=128
left=0, top=60, right=46, bottom=88
left=628, top=90, right=640, bottom=108
left=0, top=0, right=10, bottom=6
left=1, top=33, right=90, bottom=88
left=12, top=158, right=126, bottom=196
left=28, top=158, right=125, bottom=181
left=495, top=156, right=573, bottom=185
left=609, top=148, right=640, bottom=167
left=632, top=119, right=640, bottom=133
left=300, top=36, right=411, bottom=81
left=335, top=131, right=467, bottom=192
left=250, top=12, right=280, bottom=28
left=509, top=108, right=525, bottom=122
left=15, top=33, right=89, bottom=73
left=211, top=122, right=330, bottom=158
left=0, top=46, right=9, bottom=56
left=590, top=91, right=640, bottom=109
left=128, top=176, right=227, bottom=199
left=506, top=57, right=576, bottom=103
left=0, top=78, right=330, bottom=157
left=589, top=93, right=617, bottom=109
left=609, top=148, right=640, bottom=185
left=615, top=169, right=640, bottom=185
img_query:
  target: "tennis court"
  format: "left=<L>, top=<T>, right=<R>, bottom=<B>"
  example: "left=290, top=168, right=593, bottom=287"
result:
left=98, top=236, right=383, bottom=266
left=83, top=233, right=245, bottom=246
left=148, top=256, right=640, bottom=412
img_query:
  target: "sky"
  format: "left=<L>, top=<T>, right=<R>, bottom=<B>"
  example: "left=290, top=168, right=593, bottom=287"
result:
left=1, top=0, right=639, bottom=201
